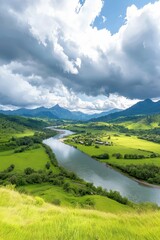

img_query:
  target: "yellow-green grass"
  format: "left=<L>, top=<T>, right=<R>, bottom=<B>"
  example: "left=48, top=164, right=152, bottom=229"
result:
left=20, top=183, right=131, bottom=213
left=104, top=134, right=160, bottom=154
left=14, top=129, right=35, bottom=138
left=118, top=119, right=160, bottom=130
left=0, top=129, right=35, bottom=144
left=0, top=187, right=160, bottom=240
left=66, top=134, right=160, bottom=166
left=0, top=146, right=59, bottom=172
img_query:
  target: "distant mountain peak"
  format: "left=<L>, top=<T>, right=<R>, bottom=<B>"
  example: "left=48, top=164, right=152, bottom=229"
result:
left=50, top=104, right=62, bottom=110
left=54, top=104, right=61, bottom=108
left=91, top=99, right=160, bottom=122
left=143, top=98, right=153, bottom=103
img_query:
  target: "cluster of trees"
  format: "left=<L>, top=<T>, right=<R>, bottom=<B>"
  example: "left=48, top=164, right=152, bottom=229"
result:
left=115, top=164, right=160, bottom=184
left=112, top=153, right=123, bottom=159
left=124, top=154, right=146, bottom=159
left=92, top=153, right=110, bottom=160
left=112, top=152, right=159, bottom=160
left=0, top=129, right=56, bottom=152
left=0, top=166, right=80, bottom=188
left=0, top=115, right=25, bottom=134
left=92, top=152, right=155, bottom=161
left=138, top=134, right=160, bottom=144
left=0, top=163, right=129, bottom=205
left=43, top=144, right=58, bottom=167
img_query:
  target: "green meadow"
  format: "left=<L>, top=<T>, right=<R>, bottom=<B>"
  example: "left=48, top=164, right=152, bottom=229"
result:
left=66, top=131, right=160, bottom=166
left=0, top=115, right=160, bottom=239
left=0, top=116, right=132, bottom=212
left=0, top=146, right=53, bottom=172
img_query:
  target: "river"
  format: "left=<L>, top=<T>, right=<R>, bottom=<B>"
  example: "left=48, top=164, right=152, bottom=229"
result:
left=43, top=129, right=160, bottom=205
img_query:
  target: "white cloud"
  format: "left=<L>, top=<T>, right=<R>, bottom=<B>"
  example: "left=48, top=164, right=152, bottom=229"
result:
left=0, top=61, right=137, bottom=112
left=0, top=64, right=42, bottom=106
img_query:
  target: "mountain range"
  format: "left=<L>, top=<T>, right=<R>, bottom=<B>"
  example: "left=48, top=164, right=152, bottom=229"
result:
left=0, top=104, right=121, bottom=121
left=1, top=99, right=160, bottom=122
left=92, top=99, right=160, bottom=122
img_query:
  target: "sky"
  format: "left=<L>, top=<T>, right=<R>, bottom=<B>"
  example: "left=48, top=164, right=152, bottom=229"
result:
left=0, top=0, right=160, bottom=113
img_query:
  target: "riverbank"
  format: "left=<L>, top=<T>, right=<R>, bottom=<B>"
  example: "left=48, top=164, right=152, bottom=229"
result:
left=64, top=138, right=160, bottom=189
left=44, top=129, right=160, bottom=205
left=63, top=132, right=160, bottom=188
left=105, top=163, right=160, bottom=189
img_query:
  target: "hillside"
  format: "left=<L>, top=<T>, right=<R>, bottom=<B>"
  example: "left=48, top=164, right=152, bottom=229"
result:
left=0, top=187, right=160, bottom=240
left=116, top=115, right=160, bottom=130
left=92, top=99, right=160, bottom=122
left=0, top=114, right=49, bottom=143
left=0, top=114, right=48, bottom=132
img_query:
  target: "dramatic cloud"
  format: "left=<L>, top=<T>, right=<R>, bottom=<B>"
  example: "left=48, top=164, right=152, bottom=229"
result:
left=0, top=62, right=136, bottom=112
left=0, top=0, right=160, bottom=110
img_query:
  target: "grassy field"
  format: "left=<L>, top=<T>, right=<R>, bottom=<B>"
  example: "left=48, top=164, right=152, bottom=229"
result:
left=119, top=120, right=159, bottom=130
left=0, top=146, right=58, bottom=172
left=14, top=129, right=35, bottom=138
left=0, top=129, right=35, bottom=143
left=0, top=187, right=160, bottom=240
left=19, top=183, right=132, bottom=213
left=66, top=133, right=160, bottom=166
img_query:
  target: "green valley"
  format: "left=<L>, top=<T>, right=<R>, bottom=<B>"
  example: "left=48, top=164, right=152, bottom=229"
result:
left=0, top=113, right=160, bottom=239
left=0, top=115, right=132, bottom=211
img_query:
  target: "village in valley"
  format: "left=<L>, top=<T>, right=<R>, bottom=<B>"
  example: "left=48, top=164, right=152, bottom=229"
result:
left=70, top=133, right=113, bottom=147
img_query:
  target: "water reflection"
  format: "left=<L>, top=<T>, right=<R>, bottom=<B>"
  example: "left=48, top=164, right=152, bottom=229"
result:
left=43, top=130, right=160, bottom=205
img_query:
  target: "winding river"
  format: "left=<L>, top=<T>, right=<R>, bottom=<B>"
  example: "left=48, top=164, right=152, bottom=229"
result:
left=43, top=129, right=160, bottom=205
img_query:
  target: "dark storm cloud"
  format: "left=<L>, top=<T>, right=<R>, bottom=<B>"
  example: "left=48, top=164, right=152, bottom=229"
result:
left=0, top=7, right=62, bottom=78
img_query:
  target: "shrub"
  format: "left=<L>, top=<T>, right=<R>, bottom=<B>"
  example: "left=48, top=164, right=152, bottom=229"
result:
left=9, top=175, right=18, bottom=185
left=7, top=164, right=15, bottom=172
left=52, top=199, right=61, bottom=206
left=81, top=198, right=95, bottom=208
left=45, top=162, right=51, bottom=169
left=35, top=197, right=44, bottom=206
left=107, top=190, right=128, bottom=205
left=26, top=173, right=42, bottom=184
left=95, top=145, right=99, bottom=148
left=112, top=153, right=123, bottom=159
left=63, top=182, right=70, bottom=192
left=24, top=167, right=35, bottom=175
left=92, top=153, right=110, bottom=160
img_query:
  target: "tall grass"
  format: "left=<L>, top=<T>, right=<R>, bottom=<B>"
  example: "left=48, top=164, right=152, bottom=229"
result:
left=0, top=187, right=160, bottom=240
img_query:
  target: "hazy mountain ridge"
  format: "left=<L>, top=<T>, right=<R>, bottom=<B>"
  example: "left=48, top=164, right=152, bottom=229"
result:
left=0, top=104, right=121, bottom=121
left=1, top=99, right=160, bottom=122
left=91, top=99, right=160, bottom=122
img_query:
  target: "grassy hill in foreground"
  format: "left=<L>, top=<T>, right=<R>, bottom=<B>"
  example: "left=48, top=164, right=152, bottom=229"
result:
left=0, top=187, right=160, bottom=240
